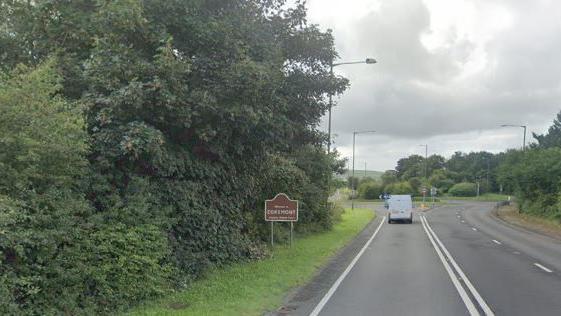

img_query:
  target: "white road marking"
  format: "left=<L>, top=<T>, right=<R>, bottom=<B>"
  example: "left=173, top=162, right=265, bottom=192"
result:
left=457, top=215, right=461, bottom=218
left=420, top=216, right=480, bottom=316
left=309, top=217, right=385, bottom=316
left=423, top=217, right=495, bottom=316
left=513, top=251, right=520, bottom=255
left=461, top=220, right=466, bottom=223
left=534, top=263, right=553, bottom=273
left=492, top=240, right=502, bottom=245
left=472, top=227, right=478, bottom=231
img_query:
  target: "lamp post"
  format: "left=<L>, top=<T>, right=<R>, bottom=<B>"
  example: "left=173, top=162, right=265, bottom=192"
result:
left=327, top=57, right=377, bottom=153
left=500, top=124, right=527, bottom=150
left=352, top=130, right=376, bottom=210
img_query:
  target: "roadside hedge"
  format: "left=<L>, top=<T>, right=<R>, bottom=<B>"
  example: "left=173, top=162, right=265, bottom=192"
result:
left=448, top=182, right=477, bottom=197
left=0, top=1, right=347, bottom=314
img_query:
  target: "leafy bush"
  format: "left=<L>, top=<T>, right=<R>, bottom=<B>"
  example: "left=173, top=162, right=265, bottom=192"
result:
left=358, top=181, right=383, bottom=199
left=83, top=224, right=173, bottom=313
left=1, top=1, right=349, bottom=314
left=497, top=148, right=561, bottom=222
left=384, top=181, right=414, bottom=195
left=448, top=182, right=477, bottom=197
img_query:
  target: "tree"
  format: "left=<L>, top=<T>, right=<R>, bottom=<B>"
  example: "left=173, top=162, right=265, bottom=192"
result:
left=396, top=154, right=424, bottom=179
left=384, top=181, right=414, bottom=195
left=381, top=170, right=398, bottom=187
left=533, top=110, right=561, bottom=148
left=1, top=1, right=350, bottom=313
left=358, top=181, right=383, bottom=200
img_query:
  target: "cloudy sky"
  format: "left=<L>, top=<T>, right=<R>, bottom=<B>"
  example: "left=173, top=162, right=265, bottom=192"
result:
left=303, top=0, right=561, bottom=171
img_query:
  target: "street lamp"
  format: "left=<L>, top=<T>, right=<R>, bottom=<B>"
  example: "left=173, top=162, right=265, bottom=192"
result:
left=500, top=124, right=527, bottom=150
left=327, top=57, right=377, bottom=153
left=352, top=130, right=376, bottom=210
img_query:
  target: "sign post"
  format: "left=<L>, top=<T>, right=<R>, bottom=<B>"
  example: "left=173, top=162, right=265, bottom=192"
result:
left=430, top=187, right=437, bottom=207
left=265, top=193, right=299, bottom=247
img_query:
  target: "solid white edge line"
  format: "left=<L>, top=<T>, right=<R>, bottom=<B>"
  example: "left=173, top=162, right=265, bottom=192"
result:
left=420, top=216, right=480, bottom=316
left=424, top=217, right=495, bottom=316
left=492, top=240, right=501, bottom=245
left=534, top=263, right=553, bottom=273
left=309, top=216, right=385, bottom=316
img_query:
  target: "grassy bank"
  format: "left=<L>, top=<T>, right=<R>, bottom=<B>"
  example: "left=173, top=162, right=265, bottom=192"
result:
left=497, top=203, right=561, bottom=239
left=127, top=208, right=375, bottom=316
left=442, top=193, right=511, bottom=202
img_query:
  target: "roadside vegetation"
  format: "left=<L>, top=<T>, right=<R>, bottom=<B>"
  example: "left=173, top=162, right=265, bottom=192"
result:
left=0, top=1, right=350, bottom=314
left=127, top=208, right=375, bottom=316
left=344, top=111, right=561, bottom=224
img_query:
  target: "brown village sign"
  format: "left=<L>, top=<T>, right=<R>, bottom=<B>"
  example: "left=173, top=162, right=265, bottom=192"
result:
left=265, top=193, right=298, bottom=246
left=265, top=193, right=298, bottom=222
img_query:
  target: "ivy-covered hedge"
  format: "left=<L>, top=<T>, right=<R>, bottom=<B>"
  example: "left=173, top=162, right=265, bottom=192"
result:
left=0, top=1, right=347, bottom=314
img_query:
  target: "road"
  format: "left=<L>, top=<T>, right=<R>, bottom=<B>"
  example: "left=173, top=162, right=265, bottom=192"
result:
left=282, top=201, right=561, bottom=316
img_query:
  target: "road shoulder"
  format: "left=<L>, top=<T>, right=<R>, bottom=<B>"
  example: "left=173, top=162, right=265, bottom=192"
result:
left=272, top=210, right=383, bottom=316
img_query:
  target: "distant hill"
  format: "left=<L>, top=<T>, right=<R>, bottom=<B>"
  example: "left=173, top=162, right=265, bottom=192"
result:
left=337, top=170, right=383, bottom=180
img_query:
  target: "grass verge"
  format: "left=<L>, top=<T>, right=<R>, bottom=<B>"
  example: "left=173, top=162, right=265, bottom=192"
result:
left=497, top=203, right=561, bottom=240
left=442, top=193, right=511, bottom=202
left=126, top=208, right=375, bottom=316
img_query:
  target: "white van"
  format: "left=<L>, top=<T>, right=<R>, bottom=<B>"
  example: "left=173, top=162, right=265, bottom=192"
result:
left=387, top=195, right=413, bottom=224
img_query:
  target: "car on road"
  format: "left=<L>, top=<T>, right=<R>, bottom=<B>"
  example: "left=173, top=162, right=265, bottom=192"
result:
left=387, top=194, right=413, bottom=224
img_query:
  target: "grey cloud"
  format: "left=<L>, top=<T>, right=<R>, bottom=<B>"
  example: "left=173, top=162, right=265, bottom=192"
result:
left=309, top=0, right=561, bottom=169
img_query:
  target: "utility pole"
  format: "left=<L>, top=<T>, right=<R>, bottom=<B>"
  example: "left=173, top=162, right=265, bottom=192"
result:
left=486, top=158, right=490, bottom=188
left=327, top=61, right=333, bottom=153
left=352, top=130, right=376, bottom=210
left=364, top=162, right=367, bottom=177
left=419, top=144, right=428, bottom=179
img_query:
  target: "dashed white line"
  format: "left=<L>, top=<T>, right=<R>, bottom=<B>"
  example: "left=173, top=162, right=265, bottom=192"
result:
left=492, top=240, right=502, bottom=245
left=309, top=217, right=385, bottom=316
left=461, top=220, right=466, bottom=223
left=534, top=263, right=553, bottom=273
left=472, top=227, right=478, bottom=231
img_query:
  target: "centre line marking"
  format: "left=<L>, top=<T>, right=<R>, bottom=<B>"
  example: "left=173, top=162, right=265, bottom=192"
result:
left=309, top=216, right=385, bottom=316
left=423, top=217, right=495, bottom=316
left=534, top=263, right=553, bottom=273
left=492, top=240, right=501, bottom=245
left=421, top=217, right=479, bottom=316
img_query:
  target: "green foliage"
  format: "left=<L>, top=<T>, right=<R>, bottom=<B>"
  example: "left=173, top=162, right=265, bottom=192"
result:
left=448, top=182, right=477, bottom=197
left=429, top=169, right=456, bottom=193
left=384, top=181, right=414, bottom=195
left=532, top=110, right=561, bottom=149
left=358, top=181, right=383, bottom=200
left=396, top=155, right=424, bottom=179
left=1, top=1, right=348, bottom=314
left=381, top=170, right=398, bottom=186
left=347, top=176, right=359, bottom=190
left=83, top=224, right=173, bottom=312
left=0, top=61, right=90, bottom=314
left=497, top=148, right=561, bottom=221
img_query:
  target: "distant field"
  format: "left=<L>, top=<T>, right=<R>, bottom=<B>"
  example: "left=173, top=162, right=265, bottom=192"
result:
left=337, top=169, right=383, bottom=180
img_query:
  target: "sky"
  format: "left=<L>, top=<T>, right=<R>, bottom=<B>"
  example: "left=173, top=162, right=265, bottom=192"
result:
left=301, top=0, right=561, bottom=171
